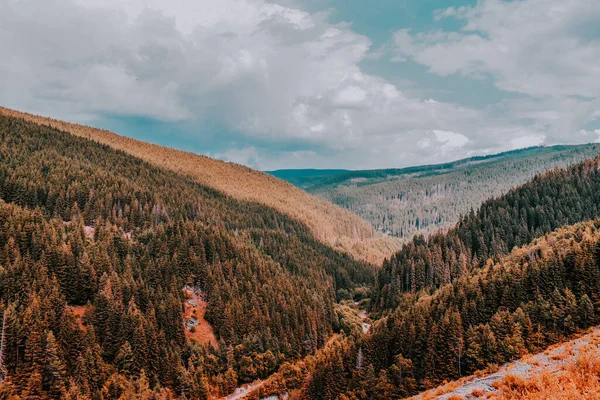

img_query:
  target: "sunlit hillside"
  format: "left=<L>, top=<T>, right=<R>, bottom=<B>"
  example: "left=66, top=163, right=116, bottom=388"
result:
left=0, top=106, right=402, bottom=264
left=413, top=327, right=600, bottom=400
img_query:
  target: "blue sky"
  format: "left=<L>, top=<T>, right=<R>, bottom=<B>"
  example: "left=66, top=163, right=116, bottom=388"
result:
left=1, top=0, right=600, bottom=170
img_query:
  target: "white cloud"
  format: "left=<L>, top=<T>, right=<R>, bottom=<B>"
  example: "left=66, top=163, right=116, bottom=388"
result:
left=212, top=146, right=264, bottom=168
left=393, top=0, right=600, bottom=98
left=579, top=129, right=600, bottom=143
left=1, top=0, right=599, bottom=169
left=510, top=135, right=545, bottom=149
left=432, top=130, right=469, bottom=148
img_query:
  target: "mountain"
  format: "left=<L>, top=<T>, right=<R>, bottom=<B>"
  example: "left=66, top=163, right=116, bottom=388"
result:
left=267, top=169, right=350, bottom=189
left=270, top=145, right=600, bottom=240
left=4, top=106, right=600, bottom=399
left=0, top=107, right=402, bottom=264
left=0, top=113, right=375, bottom=398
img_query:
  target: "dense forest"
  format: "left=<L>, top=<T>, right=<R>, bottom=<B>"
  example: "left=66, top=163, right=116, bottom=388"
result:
left=0, top=114, right=373, bottom=399
left=3, top=109, right=600, bottom=399
left=297, top=220, right=600, bottom=399
left=0, top=107, right=394, bottom=265
left=280, top=154, right=600, bottom=399
left=273, top=145, right=600, bottom=240
left=374, top=156, right=600, bottom=311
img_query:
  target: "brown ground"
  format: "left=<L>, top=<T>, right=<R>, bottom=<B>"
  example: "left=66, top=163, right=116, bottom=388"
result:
left=0, top=106, right=402, bottom=264
left=183, top=287, right=218, bottom=349
left=413, top=327, right=600, bottom=400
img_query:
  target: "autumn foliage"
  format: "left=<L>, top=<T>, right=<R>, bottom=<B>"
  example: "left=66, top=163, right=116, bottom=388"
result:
left=0, top=114, right=374, bottom=398
left=0, top=106, right=401, bottom=263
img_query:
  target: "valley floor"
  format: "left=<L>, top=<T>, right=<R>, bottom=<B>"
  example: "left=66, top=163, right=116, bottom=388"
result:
left=413, top=327, right=600, bottom=399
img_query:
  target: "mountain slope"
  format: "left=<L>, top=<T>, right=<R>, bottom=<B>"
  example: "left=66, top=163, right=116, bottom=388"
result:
left=0, top=114, right=374, bottom=398
left=375, top=156, right=600, bottom=310
left=0, top=106, right=401, bottom=263
left=272, top=145, right=600, bottom=240
left=413, top=326, right=600, bottom=399
left=298, top=219, right=600, bottom=399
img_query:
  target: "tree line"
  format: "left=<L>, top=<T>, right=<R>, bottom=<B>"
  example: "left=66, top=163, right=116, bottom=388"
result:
left=374, top=156, right=600, bottom=311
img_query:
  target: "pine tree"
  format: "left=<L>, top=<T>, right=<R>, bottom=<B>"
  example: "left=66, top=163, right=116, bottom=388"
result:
left=44, top=331, right=67, bottom=398
left=115, top=341, right=135, bottom=376
left=577, top=294, right=595, bottom=327
left=23, top=371, right=43, bottom=400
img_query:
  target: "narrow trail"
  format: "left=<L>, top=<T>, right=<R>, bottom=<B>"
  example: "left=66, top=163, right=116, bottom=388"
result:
left=223, top=381, right=265, bottom=400
left=412, top=327, right=600, bottom=399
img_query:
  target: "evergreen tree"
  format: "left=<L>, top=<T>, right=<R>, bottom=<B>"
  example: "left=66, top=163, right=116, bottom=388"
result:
left=43, top=331, right=67, bottom=398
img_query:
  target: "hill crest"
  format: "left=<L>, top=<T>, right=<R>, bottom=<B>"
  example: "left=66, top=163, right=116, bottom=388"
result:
left=0, top=106, right=401, bottom=263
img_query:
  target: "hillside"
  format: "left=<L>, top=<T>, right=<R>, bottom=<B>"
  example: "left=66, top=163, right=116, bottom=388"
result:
left=0, top=106, right=401, bottom=264
left=413, top=327, right=600, bottom=399
left=375, top=155, right=600, bottom=310
left=271, top=145, right=600, bottom=240
left=267, top=169, right=350, bottom=188
left=297, top=219, right=600, bottom=399
left=0, top=114, right=375, bottom=398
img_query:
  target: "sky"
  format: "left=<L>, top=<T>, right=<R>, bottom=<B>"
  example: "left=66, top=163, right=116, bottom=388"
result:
left=1, top=0, right=600, bottom=170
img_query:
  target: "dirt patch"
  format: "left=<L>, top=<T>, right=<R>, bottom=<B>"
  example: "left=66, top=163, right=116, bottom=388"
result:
left=412, top=327, right=600, bottom=400
left=183, top=286, right=218, bottom=349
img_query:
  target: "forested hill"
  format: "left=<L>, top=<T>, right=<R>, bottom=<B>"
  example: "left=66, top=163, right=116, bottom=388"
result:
left=271, top=144, right=600, bottom=241
left=0, top=106, right=402, bottom=264
left=299, top=220, right=600, bottom=399
left=0, top=114, right=373, bottom=398
left=269, top=147, right=571, bottom=190
left=374, top=156, right=600, bottom=311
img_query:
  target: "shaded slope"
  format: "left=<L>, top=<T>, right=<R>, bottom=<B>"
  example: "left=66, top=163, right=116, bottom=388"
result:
left=0, top=106, right=401, bottom=263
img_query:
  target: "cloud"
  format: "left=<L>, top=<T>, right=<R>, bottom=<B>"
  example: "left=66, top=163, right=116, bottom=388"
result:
left=510, top=135, right=545, bottom=149
left=212, top=146, right=264, bottom=168
left=432, top=130, right=469, bottom=148
left=1, top=0, right=599, bottom=169
left=393, top=0, right=600, bottom=98
left=418, top=130, right=469, bottom=152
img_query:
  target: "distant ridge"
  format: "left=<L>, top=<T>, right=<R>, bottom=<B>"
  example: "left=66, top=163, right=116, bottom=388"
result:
left=268, top=145, right=596, bottom=190
left=272, top=143, right=600, bottom=241
left=0, top=106, right=401, bottom=263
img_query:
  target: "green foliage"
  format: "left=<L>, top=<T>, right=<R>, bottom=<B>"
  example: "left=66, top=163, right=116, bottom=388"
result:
left=288, top=144, right=600, bottom=240
left=333, top=304, right=362, bottom=336
left=375, top=155, right=600, bottom=309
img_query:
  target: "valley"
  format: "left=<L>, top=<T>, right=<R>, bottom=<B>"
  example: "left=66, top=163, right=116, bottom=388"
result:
left=2, top=0, right=597, bottom=398
left=271, top=145, right=600, bottom=241
left=1, top=108, right=600, bottom=399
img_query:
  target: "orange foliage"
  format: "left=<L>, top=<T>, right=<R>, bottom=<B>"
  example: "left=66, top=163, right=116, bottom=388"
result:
left=67, top=305, right=89, bottom=332
left=413, top=327, right=600, bottom=400
left=490, top=348, right=600, bottom=400
left=0, top=106, right=402, bottom=263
